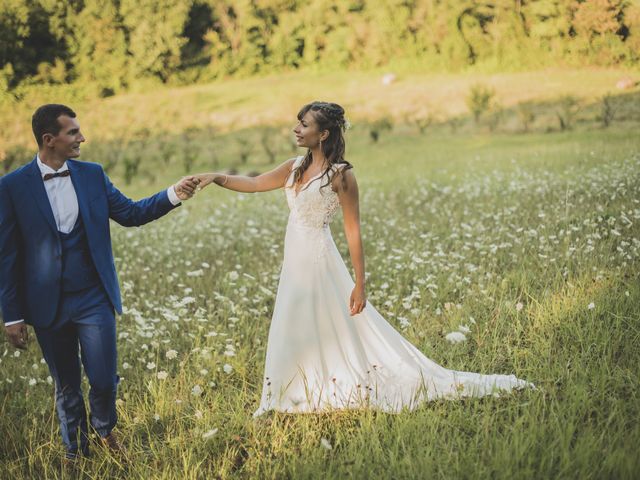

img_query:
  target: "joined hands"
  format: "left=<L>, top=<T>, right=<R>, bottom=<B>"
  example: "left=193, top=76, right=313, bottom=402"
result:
left=173, top=174, right=223, bottom=201
left=193, top=173, right=218, bottom=190
left=173, top=176, right=201, bottom=201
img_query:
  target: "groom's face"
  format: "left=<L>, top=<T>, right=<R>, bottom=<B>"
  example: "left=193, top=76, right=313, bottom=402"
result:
left=44, top=115, right=85, bottom=158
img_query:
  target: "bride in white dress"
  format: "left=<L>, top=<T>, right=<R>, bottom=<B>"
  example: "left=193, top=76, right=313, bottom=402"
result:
left=194, top=101, right=533, bottom=416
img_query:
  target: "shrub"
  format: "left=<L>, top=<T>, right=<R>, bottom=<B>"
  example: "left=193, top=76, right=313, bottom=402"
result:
left=182, top=127, right=200, bottom=173
left=260, top=127, right=280, bottom=164
left=369, top=116, right=393, bottom=143
left=237, top=137, right=253, bottom=164
left=1, top=145, right=30, bottom=174
left=466, top=84, right=495, bottom=124
left=517, top=103, right=536, bottom=133
left=406, top=109, right=436, bottom=135
left=599, top=93, right=616, bottom=128
left=557, top=96, right=579, bottom=131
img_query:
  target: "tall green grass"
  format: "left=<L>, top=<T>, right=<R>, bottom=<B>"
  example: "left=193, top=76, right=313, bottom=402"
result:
left=1, top=124, right=639, bottom=478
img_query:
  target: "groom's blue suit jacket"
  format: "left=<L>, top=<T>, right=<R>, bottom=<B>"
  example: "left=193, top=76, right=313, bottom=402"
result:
left=0, top=157, right=178, bottom=328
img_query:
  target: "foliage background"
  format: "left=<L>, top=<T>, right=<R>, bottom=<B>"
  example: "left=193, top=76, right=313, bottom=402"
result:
left=2, top=0, right=640, bottom=98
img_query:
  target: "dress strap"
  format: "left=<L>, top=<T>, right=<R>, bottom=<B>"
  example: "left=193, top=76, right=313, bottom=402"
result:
left=286, top=155, right=304, bottom=188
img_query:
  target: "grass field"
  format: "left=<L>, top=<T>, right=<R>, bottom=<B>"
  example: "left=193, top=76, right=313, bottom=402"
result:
left=1, top=70, right=640, bottom=479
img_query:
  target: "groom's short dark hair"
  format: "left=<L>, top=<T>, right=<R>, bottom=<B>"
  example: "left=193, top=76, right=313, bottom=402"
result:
left=32, top=104, right=77, bottom=147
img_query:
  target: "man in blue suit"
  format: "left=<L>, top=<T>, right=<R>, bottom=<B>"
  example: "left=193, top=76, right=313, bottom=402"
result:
left=0, top=104, right=200, bottom=459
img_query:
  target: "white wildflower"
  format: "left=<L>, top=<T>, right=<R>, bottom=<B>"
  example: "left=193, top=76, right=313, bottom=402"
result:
left=445, top=331, right=467, bottom=344
left=259, top=286, right=273, bottom=296
left=146, top=362, right=156, bottom=370
left=320, top=437, right=333, bottom=450
left=223, top=364, right=233, bottom=374
left=202, top=428, right=218, bottom=439
left=157, top=371, right=168, bottom=380
left=191, top=385, right=203, bottom=396
left=165, top=350, right=178, bottom=360
left=588, top=302, right=595, bottom=310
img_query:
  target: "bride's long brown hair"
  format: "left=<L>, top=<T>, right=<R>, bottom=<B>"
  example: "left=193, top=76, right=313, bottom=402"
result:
left=292, top=101, right=352, bottom=192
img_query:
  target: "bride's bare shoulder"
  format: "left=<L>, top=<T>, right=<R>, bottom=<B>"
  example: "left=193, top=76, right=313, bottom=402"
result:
left=331, top=162, right=356, bottom=192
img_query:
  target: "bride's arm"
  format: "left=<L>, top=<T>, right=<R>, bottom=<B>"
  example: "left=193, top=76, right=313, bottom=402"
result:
left=335, top=169, right=366, bottom=315
left=194, top=158, right=296, bottom=193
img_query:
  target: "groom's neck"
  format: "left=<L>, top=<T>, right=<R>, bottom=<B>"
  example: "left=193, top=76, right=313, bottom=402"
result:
left=39, top=150, right=67, bottom=171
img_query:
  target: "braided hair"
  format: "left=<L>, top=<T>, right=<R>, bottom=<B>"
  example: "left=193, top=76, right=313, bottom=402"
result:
left=292, top=101, right=352, bottom=192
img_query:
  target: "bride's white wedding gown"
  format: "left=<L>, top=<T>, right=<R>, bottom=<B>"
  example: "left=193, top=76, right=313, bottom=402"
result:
left=253, top=157, right=533, bottom=416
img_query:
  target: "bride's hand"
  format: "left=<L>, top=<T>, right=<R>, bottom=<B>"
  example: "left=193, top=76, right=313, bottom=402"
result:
left=349, top=285, right=366, bottom=316
left=193, top=173, right=219, bottom=190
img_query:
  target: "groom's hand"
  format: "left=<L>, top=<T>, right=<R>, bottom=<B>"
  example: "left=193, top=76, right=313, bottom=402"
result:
left=173, top=176, right=201, bottom=201
left=5, top=323, right=29, bottom=350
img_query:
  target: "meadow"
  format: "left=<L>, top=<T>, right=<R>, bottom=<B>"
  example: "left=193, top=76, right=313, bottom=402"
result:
left=1, top=69, right=639, bottom=479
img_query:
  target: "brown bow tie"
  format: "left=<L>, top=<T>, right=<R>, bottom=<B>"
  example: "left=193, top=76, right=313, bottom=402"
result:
left=43, top=170, right=71, bottom=181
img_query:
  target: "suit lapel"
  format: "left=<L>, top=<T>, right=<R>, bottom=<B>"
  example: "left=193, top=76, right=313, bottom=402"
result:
left=24, top=157, right=58, bottom=233
left=67, top=160, right=90, bottom=229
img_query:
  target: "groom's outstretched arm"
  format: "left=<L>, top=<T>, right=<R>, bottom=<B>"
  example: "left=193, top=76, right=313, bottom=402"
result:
left=102, top=168, right=199, bottom=227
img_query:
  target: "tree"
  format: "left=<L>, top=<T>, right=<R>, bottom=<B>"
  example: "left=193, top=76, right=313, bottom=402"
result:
left=69, top=0, right=129, bottom=95
left=121, top=0, right=190, bottom=82
left=0, top=0, right=30, bottom=87
left=570, top=0, right=627, bottom=63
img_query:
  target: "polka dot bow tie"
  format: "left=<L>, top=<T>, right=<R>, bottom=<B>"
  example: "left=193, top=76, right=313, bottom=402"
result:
left=43, top=170, right=71, bottom=181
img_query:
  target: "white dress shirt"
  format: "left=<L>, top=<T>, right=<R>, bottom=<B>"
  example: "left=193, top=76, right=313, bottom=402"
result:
left=37, top=155, right=79, bottom=234
left=5, top=156, right=181, bottom=327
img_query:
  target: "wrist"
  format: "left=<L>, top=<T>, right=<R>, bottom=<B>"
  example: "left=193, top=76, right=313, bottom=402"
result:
left=214, top=174, right=228, bottom=186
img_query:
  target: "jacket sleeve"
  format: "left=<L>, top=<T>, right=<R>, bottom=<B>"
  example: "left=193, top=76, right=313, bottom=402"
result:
left=102, top=168, right=180, bottom=227
left=0, top=177, right=25, bottom=324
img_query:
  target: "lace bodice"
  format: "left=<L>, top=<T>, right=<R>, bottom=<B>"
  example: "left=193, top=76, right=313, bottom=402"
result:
left=284, top=156, right=343, bottom=229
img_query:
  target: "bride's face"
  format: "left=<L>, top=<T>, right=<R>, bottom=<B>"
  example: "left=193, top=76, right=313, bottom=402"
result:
left=293, top=111, right=326, bottom=148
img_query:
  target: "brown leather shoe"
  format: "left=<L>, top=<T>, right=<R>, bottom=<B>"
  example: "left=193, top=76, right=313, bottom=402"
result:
left=100, top=431, right=128, bottom=457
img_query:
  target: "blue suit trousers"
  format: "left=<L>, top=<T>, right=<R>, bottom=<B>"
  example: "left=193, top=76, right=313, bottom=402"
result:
left=34, top=284, right=118, bottom=457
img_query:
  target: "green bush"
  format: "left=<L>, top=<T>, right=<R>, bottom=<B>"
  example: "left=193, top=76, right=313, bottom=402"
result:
left=466, top=84, right=495, bottom=124
left=599, top=93, right=617, bottom=128
left=557, top=96, right=580, bottom=131
left=517, top=103, right=536, bottom=133
left=369, top=116, right=394, bottom=143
